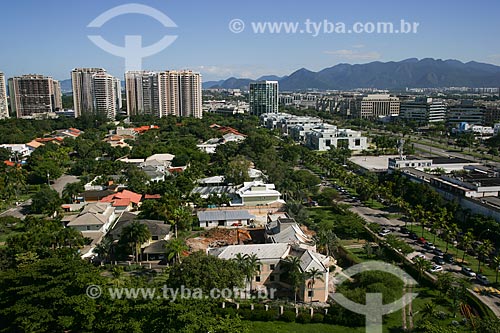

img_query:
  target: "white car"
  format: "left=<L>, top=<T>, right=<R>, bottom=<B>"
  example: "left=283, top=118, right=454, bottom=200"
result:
left=461, top=267, right=476, bottom=277
left=378, top=229, right=391, bottom=237
left=429, top=265, right=443, bottom=273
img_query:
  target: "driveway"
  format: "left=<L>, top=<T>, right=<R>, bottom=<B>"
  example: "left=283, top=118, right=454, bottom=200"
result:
left=50, top=175, right=79, bottom=195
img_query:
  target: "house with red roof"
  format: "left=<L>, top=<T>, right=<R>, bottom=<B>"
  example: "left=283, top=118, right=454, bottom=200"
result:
left=99, top=189, right=143, bottom=212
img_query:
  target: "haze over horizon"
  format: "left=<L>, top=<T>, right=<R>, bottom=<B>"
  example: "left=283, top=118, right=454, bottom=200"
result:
left=1, top=0, right=499, bottom=81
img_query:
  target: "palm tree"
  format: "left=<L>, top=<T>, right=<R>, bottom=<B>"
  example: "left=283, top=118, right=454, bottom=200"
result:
left=420, top=301, right=437, bottom=319
left=443, top=223, right=459, bottom=254
left=284, top=255, right=303, bottom=304
left=244, top=254, right=261, bottom=293
left=94, top=237, right=113, bottom=263
left=62, top=181, right=83, bottom=204
left=164, top=238, right=188, bottom=264
left=120, top=221, right=151, bottom=262
left=492, top=254, right=500, bottom=284
left=306, top=267, right=324, bottom=303
left=414, top=257, right=432, bottom=282
left=477, top=240, right=493, bottom=273
left=460, top=231, right=474, bottom=264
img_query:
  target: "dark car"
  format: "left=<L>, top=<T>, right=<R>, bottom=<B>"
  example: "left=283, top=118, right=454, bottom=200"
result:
left=400, top=226, right=410, bottom=234
left=433, top=248, right=444, bottom=257
left=409, top=232, right=418, bottom=240
left=443, top=253, right=454, bottom=264
left=433, top=256, right=446, bottom=265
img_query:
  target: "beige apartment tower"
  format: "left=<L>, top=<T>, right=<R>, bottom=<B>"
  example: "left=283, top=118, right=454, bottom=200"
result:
left=8, top=74, right=62, bottom=118
left=71, top=68, right=122, bottom=119
left=125, top=70, right=202, bottom=118
left=0, top=72, right=8, bottom=119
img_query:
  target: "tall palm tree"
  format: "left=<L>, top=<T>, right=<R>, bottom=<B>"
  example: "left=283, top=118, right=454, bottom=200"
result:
left=477, top=240, right=493, bottom=273
left=460, top=231, right=474, bottom=264
left=492, top=254, right=500, bottom=284
left=414, top=257, right=432, bottom=282
left=62, top=181, right=83, bottom=203
left=164, top=238, right=188, bottom=264
left=306, top=267, right=324, bottom=303
left=443, top=223, right=459, bottom=254
left=120, top=221, right=151, bottom=262
left=245, top=254, right=261, bottom=293
left=284, top=255, right=303, bottom=304
left=94, top=237, right=113, bottom=263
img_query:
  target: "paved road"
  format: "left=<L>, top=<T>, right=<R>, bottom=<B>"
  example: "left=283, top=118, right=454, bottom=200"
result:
left=0, top=199, right=31, bottom=220
left=50, top=175, right=79, bottom=195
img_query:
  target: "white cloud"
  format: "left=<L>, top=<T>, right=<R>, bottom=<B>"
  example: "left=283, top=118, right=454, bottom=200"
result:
left=351, top=44, right=365, bottom=49
left=323, top=49, right=381, bottom=61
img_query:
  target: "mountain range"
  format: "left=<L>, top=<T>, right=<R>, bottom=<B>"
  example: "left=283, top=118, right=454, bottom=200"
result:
left=202, top=58, right=500, bottom=91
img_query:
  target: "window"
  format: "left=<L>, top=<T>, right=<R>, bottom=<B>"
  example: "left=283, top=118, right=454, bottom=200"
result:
left=255, top=276, right=261, bottom=282
left=308, top=290, right=314, bottom=297
left=270, top=264, right=275, bottom=270
left=152, top=235, right=158, bottom=240
left=270, top=275, right=275, bottom=282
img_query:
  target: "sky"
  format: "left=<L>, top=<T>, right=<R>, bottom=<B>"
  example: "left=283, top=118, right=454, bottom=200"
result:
left=1, top=0, right=499, bottom=81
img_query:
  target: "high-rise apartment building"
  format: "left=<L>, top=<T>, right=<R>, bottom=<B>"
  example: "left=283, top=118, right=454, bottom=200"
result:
left=71, top=68, right=121, bottom=118
left=125, top=71, right=160, bottom=116
left=400, top=97, right=446, bottom=123
left=8, top=74, right=62, bottom=118
left=125, top=70, right=202, bottom=118
left=360, top=94, right=400, bottom=118
left=249, top=81, right=278, bottom=116
left=0, top=72, right=8, bottom=119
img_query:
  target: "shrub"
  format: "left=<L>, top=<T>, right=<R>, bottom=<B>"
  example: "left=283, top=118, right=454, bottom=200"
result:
left=279, top=311, right=296, bottom=322
left=251, top=310, right=275, bottom=322
left=237, top=308, right=252, bottom=320
left=296, top=312, right=311, bottom=324
left=311, top=313, right=324, bottom=323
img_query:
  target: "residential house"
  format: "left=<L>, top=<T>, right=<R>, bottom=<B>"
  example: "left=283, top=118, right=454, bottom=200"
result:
left=265, top=214, right=315, bottom=251
left=197, top=209, right=255, bottom=228
left=209, top=243, right=330, bottom=302
left=99, top=189, right=143, bottom=212
left=231, top=181, right=284, bottom=207
left=109, top=212, right=171, bottom=260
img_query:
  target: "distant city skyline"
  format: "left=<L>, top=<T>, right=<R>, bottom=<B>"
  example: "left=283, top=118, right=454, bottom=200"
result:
left=0, top=0, right=500, bottom=81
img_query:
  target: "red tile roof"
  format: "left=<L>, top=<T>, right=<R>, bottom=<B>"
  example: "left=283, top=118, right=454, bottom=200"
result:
left=144, top=194, right=161, bottom=200
left=112, top=198, right=131, bottom=207
left=4, top=161, right=15, bottom=167
left=115, top=190, right=142, bottom=205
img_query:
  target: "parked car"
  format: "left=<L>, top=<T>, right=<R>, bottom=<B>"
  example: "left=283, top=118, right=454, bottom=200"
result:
left=417, top=237, right=427, bottom=244
left=476, top=274, right=490, bottom=285
left=432, top=248, right=444, bottom=257
left=443, top=253, right=454, bottom=264
left=461, top=267, right=476, bottom=277
left=429, top=265, right=443, bottom=273
left=378, top=229, right=391, bottom=237
left=424, top=242, right=436, bottom=251
left=409, top=232, right=418, bottom=240
left=414, top=254, right=426, bottom=261
left=433, top=256, right=446, bottom=265
left=400, top=226, right=410, bottom=234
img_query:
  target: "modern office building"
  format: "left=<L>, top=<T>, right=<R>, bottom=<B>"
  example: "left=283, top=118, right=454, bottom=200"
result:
left=125, top=71, right=160, bottom=117
left=400, top=97, right=446, bottom=123
left=125, top=70, right=202, bottom=118
left=71, top=68, right=121, bottom=119
left=249, top=81, right=278, bottom=116
left=0, top=72, right=8, bottom=119
left=8, top=74, right=62, bottom=118
left=360, top=94, right=400, bottom=118
left=447, top=100, right=485, bottom=126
